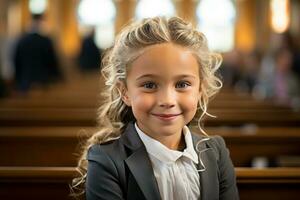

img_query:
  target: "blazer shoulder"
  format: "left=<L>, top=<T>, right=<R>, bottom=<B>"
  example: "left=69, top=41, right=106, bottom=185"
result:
left=207, top=135, right=227, bottom=161
left=192, top=133, right=227, bottom=162
left=208, top=135, right=227, bottom=149
left=87, top=138, right=122, bottom=163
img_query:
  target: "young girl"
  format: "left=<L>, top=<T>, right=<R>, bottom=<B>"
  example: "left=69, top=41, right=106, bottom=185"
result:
left=73, top=16, right=239, bottom=200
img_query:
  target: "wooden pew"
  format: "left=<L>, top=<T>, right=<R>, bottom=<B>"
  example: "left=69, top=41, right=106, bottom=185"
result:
left=0, top=127, right=95, bottom=166
left=1, top=167, right=299, bottom=200
left=0, top=167, right=76, bottom=200
left=206, top=127, right=300, bottom=167
left=236, top=167, right=300, bottom=200
left=0, top=107, right=299, bottom=126
left=1, top=126, right=299, bottom=167
left=0, top=77, right=289, bottom=111
left=205, top=109, right=300, bottom=126
left=0, top=94, right=287, bottom=110
left=0, top=86, right=289, bottom=111
left=0, top=108, right=97, bottom=126
left=0, top=97, right=99, bottom=108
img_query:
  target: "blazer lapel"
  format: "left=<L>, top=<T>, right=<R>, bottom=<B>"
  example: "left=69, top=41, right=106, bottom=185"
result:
left=192, top=134, right=219, bottom=200
left=121, top=123, right=161, bottom=200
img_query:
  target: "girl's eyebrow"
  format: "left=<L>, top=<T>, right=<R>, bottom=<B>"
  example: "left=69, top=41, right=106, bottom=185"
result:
left=136, top=74, right=197, bottom=81
left=136, top=74, right=157, bottom=81
left=176, top=74, right=197, bottom=79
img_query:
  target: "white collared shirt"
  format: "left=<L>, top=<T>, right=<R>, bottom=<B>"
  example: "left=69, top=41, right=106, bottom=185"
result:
left=135, top=123, right=200, bottom=200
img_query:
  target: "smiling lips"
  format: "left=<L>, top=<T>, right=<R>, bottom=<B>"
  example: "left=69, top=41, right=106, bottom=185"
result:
left=152, top=113, right=181, bottom=121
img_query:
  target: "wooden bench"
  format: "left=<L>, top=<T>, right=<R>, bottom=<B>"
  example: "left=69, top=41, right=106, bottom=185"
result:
left=0, top=167, right=77, bottom=200
left=0, top=167, right=299, bottom=200
left=0, top=127, right=95, bottom=166
left=206, top=127, right=300, bottom=167
left=236, top=167, right=300, bottom=200
left=0, top=94, right=287, bottom=110
left=0, top=85, right=289, bottom=111
left=205, top=109, right=300, bottom=126
left=0, top=108, right=97, bottom=126
left=0, top=108, right=299, bottom=126
left=1, top=126, right=299, bottom=167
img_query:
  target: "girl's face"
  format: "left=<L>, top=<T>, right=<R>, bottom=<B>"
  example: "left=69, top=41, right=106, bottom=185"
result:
left=122, top=43, right=201, bottom=148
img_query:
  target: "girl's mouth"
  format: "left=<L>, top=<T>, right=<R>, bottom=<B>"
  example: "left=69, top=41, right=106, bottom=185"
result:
left=151, top=113, right=181, bottom=121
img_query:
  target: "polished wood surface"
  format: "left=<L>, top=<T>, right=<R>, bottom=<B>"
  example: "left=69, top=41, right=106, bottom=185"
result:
left=0, top=126, right=299, bottom=167
left=1, top=167, right=299, bottom=200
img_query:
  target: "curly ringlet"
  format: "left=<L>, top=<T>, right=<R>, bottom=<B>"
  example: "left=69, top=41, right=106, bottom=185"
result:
left=71, top=16, right=222, bottom=197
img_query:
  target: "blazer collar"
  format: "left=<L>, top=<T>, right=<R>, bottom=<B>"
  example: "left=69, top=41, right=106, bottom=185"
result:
left=120, top=123, right=217, bottom=200
left=120, top=122, right=162, bottom=200
left=120, top=122, right=143, bottom=150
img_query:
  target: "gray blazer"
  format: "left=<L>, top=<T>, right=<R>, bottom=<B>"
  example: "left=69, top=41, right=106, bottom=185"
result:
left=86, top=122, right=239, bottom=200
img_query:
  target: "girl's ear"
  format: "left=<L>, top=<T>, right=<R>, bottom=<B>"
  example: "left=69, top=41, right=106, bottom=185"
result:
left=117, top=81, right=131, bottom=106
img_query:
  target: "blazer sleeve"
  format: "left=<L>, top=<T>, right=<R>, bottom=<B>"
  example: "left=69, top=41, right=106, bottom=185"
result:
left=86, top=144, right=125, bottom=200
left=212, top=136, right=239, bottom=200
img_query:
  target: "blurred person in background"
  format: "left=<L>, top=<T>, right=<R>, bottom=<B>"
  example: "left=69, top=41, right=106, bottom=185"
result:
left=273, top=47, right=300, bottom=108
left=13, top=13, right=62, bottom=93
left=220, top=49, right=243, bottom=89
left=77, top=28, right=102, bottom=73
left=235, top=49, right=262, bottom=94
left=254, top=31, right=300, bottom=109
left=0, top=35, right=9, bottom=97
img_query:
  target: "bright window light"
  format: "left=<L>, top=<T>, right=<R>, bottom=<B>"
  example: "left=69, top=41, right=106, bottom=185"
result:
left=197, top=0, right=236, bottom=52
left=271, top=0, right=290, bottom=33
left=95, top=24, right=115, bottom=49
left=77, top=0, right=116, bottom=49
left=29, top=0, right=47, bottom=14
left=78, top=0, right=116, bottom=25
left=135, top=0, right=175, bottom=19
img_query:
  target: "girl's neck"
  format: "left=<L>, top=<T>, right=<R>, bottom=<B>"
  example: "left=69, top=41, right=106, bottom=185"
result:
left=157, top=133, right=186, bottom=151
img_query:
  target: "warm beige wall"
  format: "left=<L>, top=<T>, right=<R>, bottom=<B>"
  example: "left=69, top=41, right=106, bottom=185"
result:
left=175, top=0, right=197, bottom=26
left=255, top=0, right=271, bottom=52
left=0, top=0, right=9, bottom=36
left=52, top=0, right=80, bottom=57
left=235, top=0, right=256, bottom=52
left=20, top=0, right=30, bottom=32
left=115, top=0, right=136, bottom=34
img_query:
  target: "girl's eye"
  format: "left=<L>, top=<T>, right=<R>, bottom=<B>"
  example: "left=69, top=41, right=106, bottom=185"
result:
left=142, top=82, right=157, bottom=89
left=176, top=81, right=191, bottom=88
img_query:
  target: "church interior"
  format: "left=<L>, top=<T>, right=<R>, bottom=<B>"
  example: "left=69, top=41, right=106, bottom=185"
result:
left=0, top=0, right=300, bottom=199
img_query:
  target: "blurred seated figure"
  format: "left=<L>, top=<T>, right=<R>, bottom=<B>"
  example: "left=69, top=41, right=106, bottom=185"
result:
left=220, top=49, right=243, bottom=88
left=254, top=32, right=300, bottom=109
left=77, top=28, right=102, bottom=72
left=278, top=31, right=300, bottom=80
left=273, top=48, right=300, bottom=107
left=235, top=49, right=261, bottom=94
left=221, top=49, right=260, bottom=94
left=13, top=13, right=62, bottom=93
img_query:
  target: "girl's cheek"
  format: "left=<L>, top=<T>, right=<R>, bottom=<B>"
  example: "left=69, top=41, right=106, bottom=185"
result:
left=186, top=92, right=199, bottom=106
left=133, top=94, right=155, bottom=109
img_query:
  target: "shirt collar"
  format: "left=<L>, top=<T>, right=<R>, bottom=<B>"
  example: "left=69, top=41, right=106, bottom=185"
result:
left=135, top=123, right=199, bottom=164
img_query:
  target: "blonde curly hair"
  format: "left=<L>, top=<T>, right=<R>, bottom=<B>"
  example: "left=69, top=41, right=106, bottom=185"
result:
left=72, top=16, right=222, bottom=197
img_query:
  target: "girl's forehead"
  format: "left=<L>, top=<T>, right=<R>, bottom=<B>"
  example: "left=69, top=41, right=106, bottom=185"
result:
left=128, top=43, right=200, bottom=78
left=140, top=43, right=192, bottom=57
left=131, top=43, right=198, bottom=68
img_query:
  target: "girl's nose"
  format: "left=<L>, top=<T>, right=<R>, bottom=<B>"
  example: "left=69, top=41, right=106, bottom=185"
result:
left=158, top=88, right=176, bottom=108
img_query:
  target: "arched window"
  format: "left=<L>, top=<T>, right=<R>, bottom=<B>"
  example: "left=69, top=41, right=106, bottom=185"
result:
left=135, top=0, right=176, bottom=19
left=29, top=0, right=48, bottom=14
left=196, top=0, right=236, bottom=52
left=270, top=0, right=290, bottom=33
left=77, top=0, right=116, bottom=49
